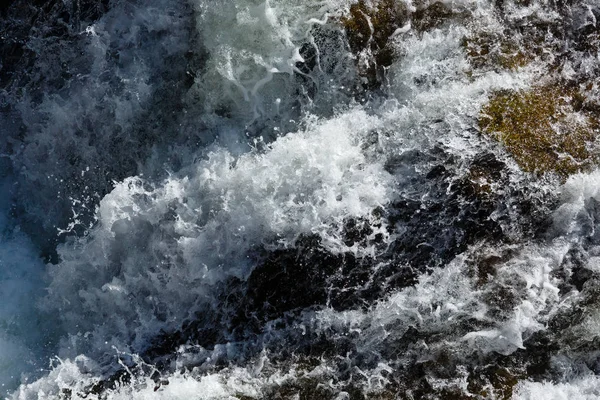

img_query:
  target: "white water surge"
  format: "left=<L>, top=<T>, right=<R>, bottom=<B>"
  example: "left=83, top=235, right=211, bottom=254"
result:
left=2, top=0, right=600, bottom=398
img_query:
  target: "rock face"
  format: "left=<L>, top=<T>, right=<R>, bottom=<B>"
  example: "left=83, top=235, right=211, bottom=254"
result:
left=340, top=0, right=472, bottom=91
left=341, top=0, right=409, bottom=90
left=480, top=84, right=600, bottom=178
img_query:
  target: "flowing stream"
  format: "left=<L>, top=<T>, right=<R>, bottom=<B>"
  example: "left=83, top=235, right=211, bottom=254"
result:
left=2, top=0, right=600, bottom=398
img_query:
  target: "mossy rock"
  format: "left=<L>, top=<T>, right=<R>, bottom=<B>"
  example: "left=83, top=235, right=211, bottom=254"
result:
left=341, top=0, right=407, bottom=52
left=462, top=33, right=531, bottom=72
left=479, top=84, right=600, bottom=178
left=340, top=0, right=409, bottom=89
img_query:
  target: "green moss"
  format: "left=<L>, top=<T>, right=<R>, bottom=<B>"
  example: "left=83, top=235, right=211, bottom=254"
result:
left=479, top=84, right=600, bottom=178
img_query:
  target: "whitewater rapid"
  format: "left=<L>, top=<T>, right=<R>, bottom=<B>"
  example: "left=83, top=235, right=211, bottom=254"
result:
left=2, top=0, right=600, bottom=398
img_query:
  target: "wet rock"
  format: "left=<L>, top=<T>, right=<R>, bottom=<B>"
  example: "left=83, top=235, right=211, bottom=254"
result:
left=339, top=0, right=472, bottom=91
left=239, top=230, right=398, bottom=320
left=243, top=235, right=345, bottom=319
left=479, top=84, right=600, bottom=179
left=462, top=32, right=531, bottom=72
left=412, top=1, right=472, bottom=32
left=341, top=0, right=409, bottom=90
left=386, top=152, right=508, bottom=269
left=466, top=365, right=526, bottom=400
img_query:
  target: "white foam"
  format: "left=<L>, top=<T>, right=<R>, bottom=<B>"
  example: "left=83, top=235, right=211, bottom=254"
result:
left=313, top=238, right=565, bottom=358
left=190, top=0, right=355, bottom=122
left=42, top=109, right=393, bottom=360
left=553, top=170, right=600, bottom=240
left=514, top=375, right=600, bottom=400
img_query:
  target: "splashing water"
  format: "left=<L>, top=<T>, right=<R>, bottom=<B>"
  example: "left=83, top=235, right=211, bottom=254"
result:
left=3, top=0, right=600, bottom=398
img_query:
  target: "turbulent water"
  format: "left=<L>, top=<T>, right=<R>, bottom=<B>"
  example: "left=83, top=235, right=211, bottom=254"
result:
left=2, top=0, right=600, bottom=398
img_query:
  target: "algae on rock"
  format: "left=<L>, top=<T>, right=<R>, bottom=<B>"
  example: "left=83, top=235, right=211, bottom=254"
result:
left=479, top=84, right=600, bottom=178
left=462, top=33, right=531, bottom=72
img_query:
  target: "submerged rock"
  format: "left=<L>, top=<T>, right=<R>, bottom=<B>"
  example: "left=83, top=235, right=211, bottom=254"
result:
left=340, top=0, right=472, bottom=91
left=462, top=32, right=531, bottom=72
left=340, top=0, right=409, bottom=90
